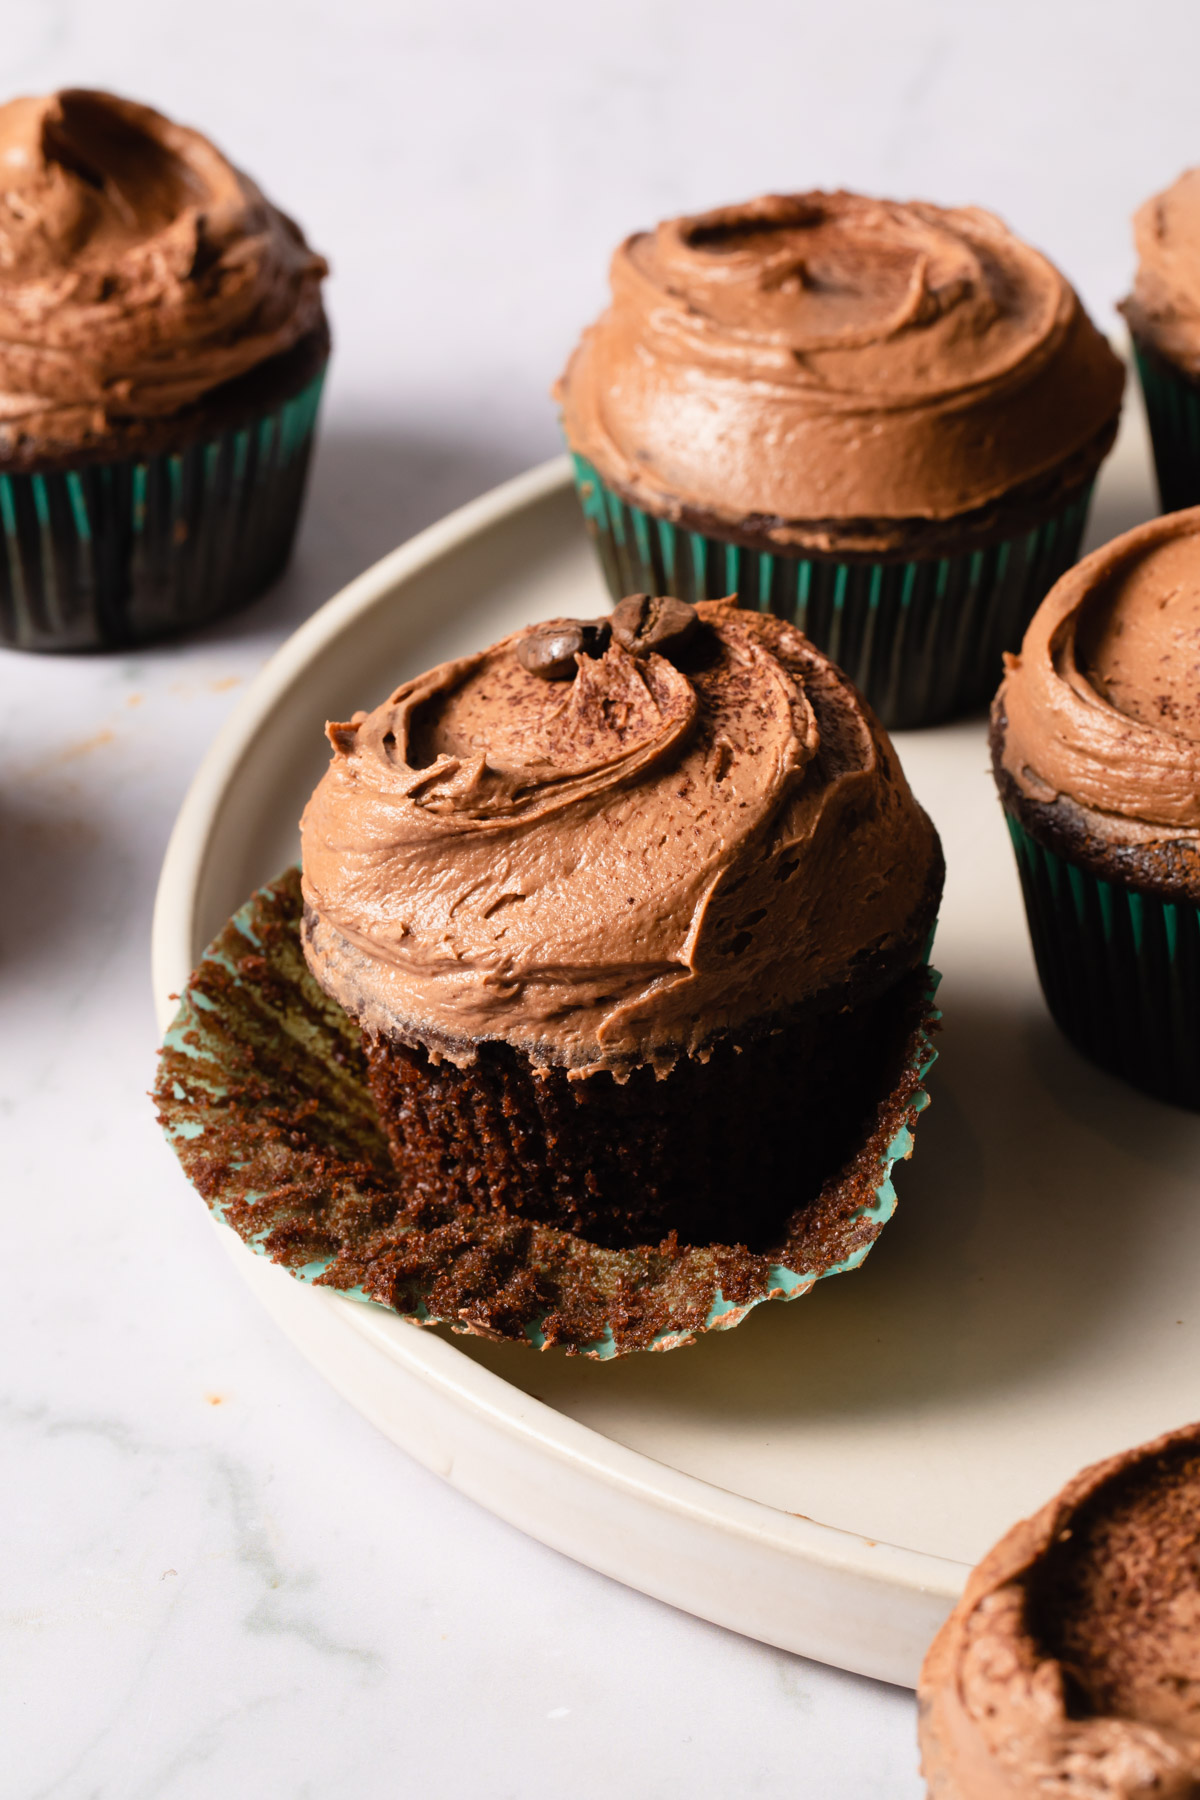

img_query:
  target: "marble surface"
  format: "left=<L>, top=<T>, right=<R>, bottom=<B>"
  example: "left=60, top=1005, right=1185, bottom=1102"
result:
left=3, top=2, right=1199, bottom=1794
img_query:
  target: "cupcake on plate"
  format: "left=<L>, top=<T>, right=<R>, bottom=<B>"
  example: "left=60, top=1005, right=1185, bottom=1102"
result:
left=157, top=596, right=943, bottom=1353
left=1123, top=170, right=1200, bottom=515
left=0, top=88, right=329, bottom=651
left=134, top=597, right=949, bottom=1353
left=299, top=596, right=944, bottom=1252
left=557, top=191, right=1125, bottom=730
left=992, top=509, right=1200, bottom=1110
left=919, top=1421, right=1200, bottom=1798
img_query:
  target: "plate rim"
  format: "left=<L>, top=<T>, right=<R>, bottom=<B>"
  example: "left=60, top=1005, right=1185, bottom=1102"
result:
left=151, top=452, right=968, bottom=1685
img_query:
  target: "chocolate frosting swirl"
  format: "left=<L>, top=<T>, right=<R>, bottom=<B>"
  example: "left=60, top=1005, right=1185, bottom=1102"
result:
left=919, top=1423, right=1200, bottom=1799
left=557, top=192, right=1123, bottom=552
left=1121, top=169, right=1200, bottom=375
left=997, top=510, right=1200, bottom=856
left=299, top=601, right=941, bottom=1076
left=0, top=89, right=327, bottom=452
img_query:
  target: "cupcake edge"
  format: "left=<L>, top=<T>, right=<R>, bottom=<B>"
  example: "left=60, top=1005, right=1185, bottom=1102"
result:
left=918, top=1421, right=1200, bottom=1799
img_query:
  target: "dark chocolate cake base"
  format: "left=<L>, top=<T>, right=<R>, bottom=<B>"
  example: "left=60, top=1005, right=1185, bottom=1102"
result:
left=155, top=868, right=940, bottom=1356
left=365, top=981, right=929, bottom=1251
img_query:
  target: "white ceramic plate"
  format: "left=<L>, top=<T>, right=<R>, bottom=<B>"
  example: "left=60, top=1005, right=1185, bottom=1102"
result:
left=153, top=405, right=1200, bottom=1690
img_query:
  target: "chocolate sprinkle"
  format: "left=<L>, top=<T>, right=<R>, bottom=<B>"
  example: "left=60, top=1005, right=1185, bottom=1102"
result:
left=154, top=868, right=939, bottom=1357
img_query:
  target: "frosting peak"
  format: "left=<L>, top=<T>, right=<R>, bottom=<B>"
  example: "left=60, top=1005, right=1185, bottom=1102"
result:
left=394, top=635, right=706, bottom=818
left=558, top=191, right=1124, bottom=545
left=0, top=89, right=327, bottom=448
left=998, top=509, right=1200, bottom=833
left=299, top=602, right=941, bottom=1075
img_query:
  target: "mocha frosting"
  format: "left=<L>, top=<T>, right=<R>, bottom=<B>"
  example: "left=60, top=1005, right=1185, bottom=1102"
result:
left=0, top=89, right=327, bottom=452
left=1122, top=169, right=1200, bottom=375
left=919, top=1423, right=1200, bottom=1799
left=299, top=601, right=942, bottom=1076
left=557, top=192, right=1124, bottom=553
left=996, top=510, right=1200, bottom=879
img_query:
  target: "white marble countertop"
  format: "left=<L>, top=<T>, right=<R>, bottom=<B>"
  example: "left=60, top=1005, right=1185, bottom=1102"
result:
left=4, top=3, right=1199, bottom=1794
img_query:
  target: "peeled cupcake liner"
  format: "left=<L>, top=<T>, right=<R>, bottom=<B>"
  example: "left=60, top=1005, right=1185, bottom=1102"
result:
left=569, top=451, right=1093, bottom=732
left=1132, top=338, right=1200, bottom=516
left=154, top=868, right=941, bottom=1359
left=1005, top=811, right=1200, bottom=1110
left=0, top=364, right=326, bottom=652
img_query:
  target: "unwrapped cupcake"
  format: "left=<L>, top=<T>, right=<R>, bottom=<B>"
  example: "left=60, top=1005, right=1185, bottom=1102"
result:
left=557, top=191, right=1124, bottom=729
left=299, top=597, right=944, bottom=1252
left=919, top=1421, right=1200, bottom=1797
left=157, top=596, right=943, bottom=1353
left=0, top=88, right=329, bottom=651
left=992, top=509, right=1200, bottom=1110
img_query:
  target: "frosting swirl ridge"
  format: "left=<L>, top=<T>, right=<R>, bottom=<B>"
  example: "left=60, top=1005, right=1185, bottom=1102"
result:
left=998, top=509, right=1200, bottom=836
left=299, top=602, right=941, bottom=1074
left=0, top=89, right=328, bottom=449
left=557, top=191, right=1124, bottom=546
left=919, top=1424, right=1200, bottom=1799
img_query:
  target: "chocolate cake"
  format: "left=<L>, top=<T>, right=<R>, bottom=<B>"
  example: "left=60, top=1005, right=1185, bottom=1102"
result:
left=299, top=596, right=943, bottom=1250
left=0, top=88, right=329, bottom=649
left=919, top=1422, right=1200, bottom=1798
left=992, top=510, right=1200, bottom=1106
left=554, top=191, right=1124, bottom=728
left=0, top=90, right=328, bottom=468
left=557, top=190, right=1123, bottom=562
left=993, top=508, right=1200, bottom=901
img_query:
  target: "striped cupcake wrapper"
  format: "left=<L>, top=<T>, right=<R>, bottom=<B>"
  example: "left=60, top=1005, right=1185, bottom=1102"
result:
left=1006, top=812, right=1200, bottom=1110
left=570, top=452, right=1093, bottom=730
left=0, top=364, right=326, bottom=652
left=1133, top=339, right=1200, bottom=516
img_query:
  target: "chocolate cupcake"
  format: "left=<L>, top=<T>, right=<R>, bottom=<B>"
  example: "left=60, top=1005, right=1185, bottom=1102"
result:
left=1123, top=170, right=1200, bottom=516
left=298, top=597, right=944, bottom=1253
left=0, top=89, right=328, bottom=651
left=992, top=509, right=1200, bottom=1109
left=919, top=1422, right=1200, bottom=1798
left=557, top=192, right=1124, bottom=730
left=156, top=597, right=942, bottom=1352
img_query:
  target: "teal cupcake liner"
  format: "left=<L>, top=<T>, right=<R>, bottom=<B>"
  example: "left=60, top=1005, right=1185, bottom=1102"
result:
left=1133, top=339, right=1200, bottom=516
left=0, top=364, right=326, bottom=652
left=570, top=452, right=1093, bottom=731
left=154, top=867, right=941, bottom=1359
left=1006, top=812, right=1200, bottom=1109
